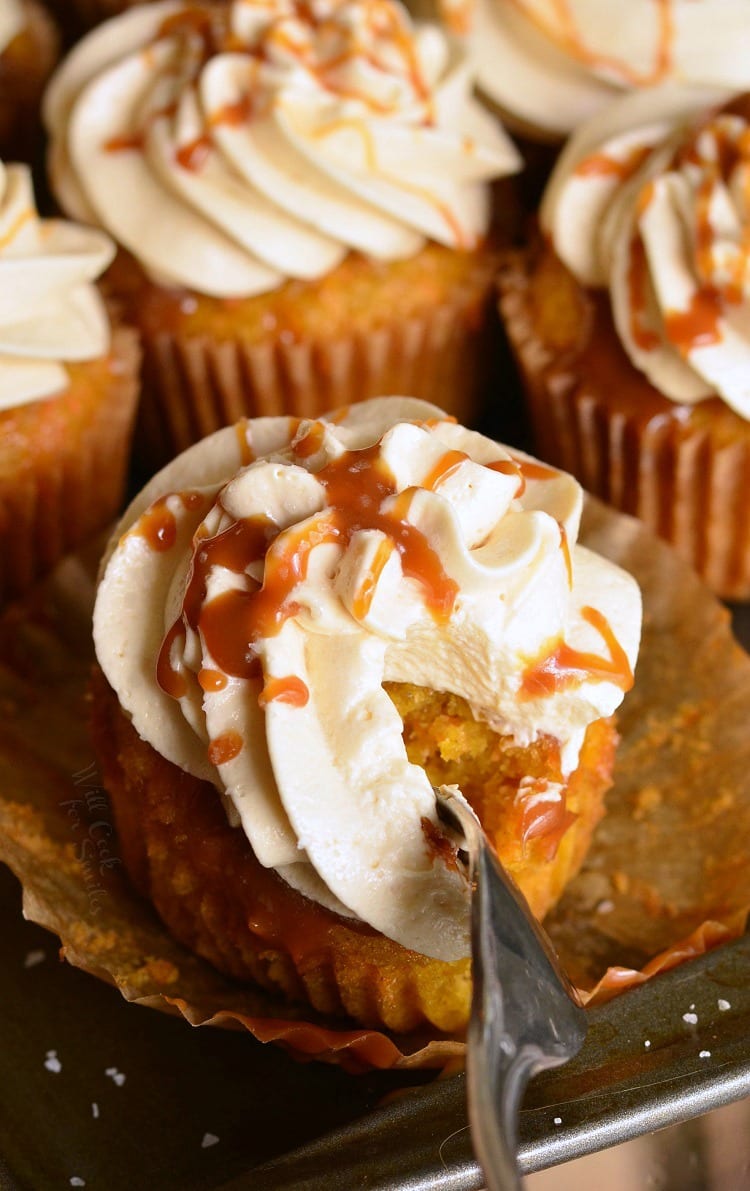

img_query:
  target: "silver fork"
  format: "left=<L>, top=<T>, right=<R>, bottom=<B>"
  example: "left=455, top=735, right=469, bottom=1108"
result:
left=434, top=786, right=588, bottom=1191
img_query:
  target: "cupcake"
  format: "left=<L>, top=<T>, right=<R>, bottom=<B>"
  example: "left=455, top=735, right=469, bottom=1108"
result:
left=0, top=158, right=140, bottom=606
left=91, top=396, right=642, bottom=1033
left=43, top=0, right=521, bottom=470
left=499, top=84, right=750, bottom=600
left=446, top=0, right=750, bottom=141
left=0, top=0, right=59, bottom=161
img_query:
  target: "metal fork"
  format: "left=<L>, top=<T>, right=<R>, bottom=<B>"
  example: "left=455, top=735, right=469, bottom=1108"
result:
left=434, top=786, right=588, bottom=1191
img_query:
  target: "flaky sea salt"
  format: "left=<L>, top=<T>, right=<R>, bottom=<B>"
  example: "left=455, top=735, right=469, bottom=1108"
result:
left=201, top=1133, right=220, bottom=1149
left=682, top=1012, right=698, bottom=1025
left=553, top=1118, right=562, bottom=1126
left=70, top=1179, right=85, bottom=1187
left=44, top=1050, right=61, bottom=1074
left=699, top=1050, right=711, bottom=1059
left=644, top=1040, right=651, bottom=1048
left=91, top=1103, right=99, bottom=1120
left=24, top=949, right=45, bottom=969
left=718, top=999, right=731, bottom=1012
left=105, top=1067, right=126, bottom=1087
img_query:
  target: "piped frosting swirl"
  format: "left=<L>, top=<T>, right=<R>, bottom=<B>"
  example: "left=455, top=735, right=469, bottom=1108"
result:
left=44, top=0, right=520, bottom=299
left=0, top=160, right=114, bottom=409
left=94, top=397, right=641, bottom=962
left=542, top=85, right=750, bottom=419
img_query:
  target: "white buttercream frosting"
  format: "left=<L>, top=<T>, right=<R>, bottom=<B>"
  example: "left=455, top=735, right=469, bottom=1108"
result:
left=446, top=0, right=750, bottom=140
left=94, top=396, right=641, bottom=962
left=44, top=0, right=520, bottom=299
left=541, top=84, right=750, bottom=420
left=0, top=0, right=23, bottom=56
left=0, top=160, right=115, bottom=409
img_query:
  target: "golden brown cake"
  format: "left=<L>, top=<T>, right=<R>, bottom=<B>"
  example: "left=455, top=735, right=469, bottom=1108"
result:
left=44, top=0, right=521, bottom=470
left=90, top=397, right=642, bottom=1034
left=499, top=86, right=750, bottom=600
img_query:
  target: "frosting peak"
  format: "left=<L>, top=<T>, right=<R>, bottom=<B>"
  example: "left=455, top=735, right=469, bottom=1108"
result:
left=94, top=397, right=641, bottom=962
left=0, top=160, right=114, bottom=409
left=44, top=0, right=520, bottom=298
left=542, top=85, right=750, bottom=419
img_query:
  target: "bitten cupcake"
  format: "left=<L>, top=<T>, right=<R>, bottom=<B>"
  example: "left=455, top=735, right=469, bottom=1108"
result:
left=0, top=0, right=59, bottom=161
left=44, top=0, right=520, bottom=470
left=91, top=396, right=641, bottom=1033
left=499, top=84, right=750, bottom=600
left=444, top=0, right=750, bottom=141
left=0, top=158, right=140, bottom=605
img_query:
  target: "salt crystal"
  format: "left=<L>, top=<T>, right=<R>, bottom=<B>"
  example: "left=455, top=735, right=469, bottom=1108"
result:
left=91, top=1103, right=99, bottom=1120
left=70, top=1180, right=85, bottom=1188
left=644, top=1040, right=651, bottom=1048
left=105, top=1067, right=126, bottom=1087
left=718, top=999, right=731, bottom=1012
left=201, top=1133, right=220, bottom=1149
left=682, top=1012, right=698, bottom=1025
left=44, top=1050, right=61, bottom=1074
left=699, top=1050, right=711, bottom=1059
left=24, top=950, right=45, bottom=969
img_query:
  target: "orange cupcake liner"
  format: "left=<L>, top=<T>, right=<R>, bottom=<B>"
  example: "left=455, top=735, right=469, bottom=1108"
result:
left=0, top=325, right=140, bottom=606
left=135, top=295, right=494, bottom=470
left=499, top=249, right=750, bottom=602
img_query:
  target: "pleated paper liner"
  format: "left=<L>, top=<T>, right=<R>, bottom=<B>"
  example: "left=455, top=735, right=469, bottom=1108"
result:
left=0, top=498, right=748, bottom=1070
left=130, top=283, right=498, bottom=473
left=0, top=325, right=140, bottom=608
left=498, top=245, right=750, bottom=601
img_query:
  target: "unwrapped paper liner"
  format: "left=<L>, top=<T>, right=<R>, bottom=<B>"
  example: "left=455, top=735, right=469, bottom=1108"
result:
left=0, top=498, right=748, bottom=1071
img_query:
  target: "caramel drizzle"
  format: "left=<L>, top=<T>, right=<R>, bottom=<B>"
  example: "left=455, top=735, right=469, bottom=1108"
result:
left=156, top=437, right=459, bottom=694
left=513, top=0, right=675, bottom=87
left=207, top=729, right=244, bottom=764
left=0, top=206, right=33, bottom=251
left=627, top=235, right=660, bottom=352
left=519, top=605, right=633, bottom=701
left=258, top=675, right=310, bottom=707
left=574, top=144, right=652, bottom=181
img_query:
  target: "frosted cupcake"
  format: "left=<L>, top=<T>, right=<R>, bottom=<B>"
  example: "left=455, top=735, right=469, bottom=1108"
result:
left=0, top=0, right=59, bottom=161
left=0, top=158, right=139, bottom=605
left=91, top=396, right=641, bottom=1032
left=44, top=0, right=521, bottom=469
left=499, top=84, right=750, bottom=600
left=447, top=0, right=750, bottom=141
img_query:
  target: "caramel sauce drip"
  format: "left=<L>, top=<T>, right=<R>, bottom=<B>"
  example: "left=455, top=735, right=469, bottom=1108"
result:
left=513, top=457, right=560, bottom=482
left=422, top=449, right=468, bottom=491
left=156, top=620, right=189, bottom=699
left=519, top=605, right=633, bottom=701
left=132, top=496, right=178, bottom=552
left=176, top=134, right=212, bottom=171
left=235, top=419, right=255, bottom=467
left=351, top=538, right=394, bottom=621
left=558, top=522, right=572, bottom=589
left=208, top=94, right=255, bottom=129
left=198, top=668, right=228, bottom=692
left=157, top=438, right=459, bottom=694
left=487, top=458, right=525, bottom=497
left=420, top=816, right=460, bottom=873
left=207, top=729, right=243, bottom=765
left=664, top=287, right=723, bottom=354
left=627, top=235, right=660, bottom=352
left=259, top=675, right=310, bottom=707
left=104, top=132, right=145, bottom=154
left=293, top=420, right=327, bottom=459
left=574, top=144, right=652, bottom=180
